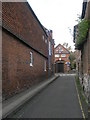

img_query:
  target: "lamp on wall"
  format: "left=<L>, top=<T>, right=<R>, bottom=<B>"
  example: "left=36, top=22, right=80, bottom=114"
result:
left=59, top=58, right=61, bottom=61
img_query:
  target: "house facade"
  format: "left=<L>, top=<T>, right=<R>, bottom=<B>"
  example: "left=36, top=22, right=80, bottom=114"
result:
left=73, top=1, right=90, bottom=99
left=2, top=2, right=54, bottom=99
left=55, top=44, right=70, bottom=73
left=45, top=29, right=55, bottom=77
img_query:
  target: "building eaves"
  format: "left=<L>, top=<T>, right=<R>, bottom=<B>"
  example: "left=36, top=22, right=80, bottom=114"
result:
left=55, top=44, right=70, bottom=54
left=2, top=26, right=48, bottom=59
left=55, top=44, right=61, bottom=49
left=81, top=1, right=87, bottom=19
left=26, top=2, right=48, bottom=37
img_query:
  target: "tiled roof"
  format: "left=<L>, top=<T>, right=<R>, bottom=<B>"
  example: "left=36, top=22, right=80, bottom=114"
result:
left=55, top=44, right=70, bottom=54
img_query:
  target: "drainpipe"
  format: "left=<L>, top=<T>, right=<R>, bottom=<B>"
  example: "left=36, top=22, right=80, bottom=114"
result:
left=47, top=37, right=49, bottom=79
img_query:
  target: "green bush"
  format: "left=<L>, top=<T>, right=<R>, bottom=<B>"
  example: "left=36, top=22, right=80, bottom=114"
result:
left=75, top=19, right=90, bottom=49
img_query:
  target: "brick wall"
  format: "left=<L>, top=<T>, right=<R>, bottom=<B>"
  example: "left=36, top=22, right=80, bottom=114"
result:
left=82, top=29, right=90, bottom=75
left=81, top=29, right=90, bottom=96
left=2, top=2, right=48, bottom=57
left=2, top=30, right=47, bottom=99
left=88, top=29, right=90, bottom=75
left=55, top=53, right=70, bottom=73
left=82, top=40, right=88, bottom=74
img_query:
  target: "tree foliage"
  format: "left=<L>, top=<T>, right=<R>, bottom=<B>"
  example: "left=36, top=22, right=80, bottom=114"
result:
left=63, top=42, right=72, bottom=52
left=76, top=19, right=90, bottom=49
left=69, top=52, right=76, bottom=69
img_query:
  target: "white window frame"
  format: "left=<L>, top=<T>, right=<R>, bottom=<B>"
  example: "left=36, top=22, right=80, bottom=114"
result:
left=61, top=54, right=66, bottom=57
left=55, top=54, right=59, bottom=58
left=42, top=35, right=44, bottom=41
left=49, top=41, right=51, bottom=56
left=30, top=52, right=33, bottom=67
left=44, top=60, right=47, bottom=71
left=45, top=39, right=47, bottom=44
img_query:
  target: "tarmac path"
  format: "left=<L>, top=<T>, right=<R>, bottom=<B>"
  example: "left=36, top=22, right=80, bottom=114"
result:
left=8, top=75, right=82, bottom=118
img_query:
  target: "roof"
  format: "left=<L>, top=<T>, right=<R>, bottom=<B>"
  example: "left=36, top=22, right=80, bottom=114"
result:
left=26, top=3, right=47, bottom=36
left=55, top=44, right=70, bottom=54
left=81, top=1, right=87, bottom=19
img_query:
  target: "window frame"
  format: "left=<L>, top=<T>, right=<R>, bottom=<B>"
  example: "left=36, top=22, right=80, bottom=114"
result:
left=49, top=41, right=51, bottom=56
left=30, top=52, right=33, bottom=67
left=44, top=60, right=47, bottom=71
left=55, top=54, right=59, bottom=58
left=61, top=54, right=66, bottom=58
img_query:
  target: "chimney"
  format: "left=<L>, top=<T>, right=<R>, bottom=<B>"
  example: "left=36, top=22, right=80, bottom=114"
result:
left=50, top=30, right=53, bottom=39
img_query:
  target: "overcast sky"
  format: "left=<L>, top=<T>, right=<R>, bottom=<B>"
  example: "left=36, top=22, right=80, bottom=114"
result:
left=27, top=0, right=83, bottom=51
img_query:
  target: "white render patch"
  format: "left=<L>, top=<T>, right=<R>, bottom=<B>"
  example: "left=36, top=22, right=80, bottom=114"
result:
left=83, top=74, right=89, bottom=98
left=89, top=76, right=90, bottom=102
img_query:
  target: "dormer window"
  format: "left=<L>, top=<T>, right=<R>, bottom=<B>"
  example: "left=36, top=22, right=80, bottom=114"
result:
left=61, top=49, right=63, bottom=52
left=59, top=47, right=61, bottom=53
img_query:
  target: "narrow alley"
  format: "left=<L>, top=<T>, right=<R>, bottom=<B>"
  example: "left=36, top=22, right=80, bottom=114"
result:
left=1, top=1, right=90, bottom=119
left=8, top=75, right=82, bottom=118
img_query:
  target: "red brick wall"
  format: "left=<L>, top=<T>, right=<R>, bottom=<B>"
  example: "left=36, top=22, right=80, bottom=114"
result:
left=82, top=39, right=88, bottom=74
left=55, top=53, right=70, bottom=73
left=2, top=30, right=47, bottom=99
left=80, top=29, right=90, bottom=96
left=2, top=2, right=48, bottom=57
left=82, top=29, right=90, bottom=75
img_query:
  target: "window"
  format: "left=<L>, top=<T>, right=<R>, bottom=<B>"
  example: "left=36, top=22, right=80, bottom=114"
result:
left=49, top=41, right=51, bottom=55
left=42, top=35, right=44, bottom=41
left=30, top=52, right=33, bottom=66
left=55, top=54, right=59, bottom=57
left=44, top=60, right=47, bottom=71
left=59, top=47, right=61, bottom=53
left=45, top=39, right=47, bottom=44
left=61, top=54, right=66, bottom=57
left=61, top=49, right=63, bottom=52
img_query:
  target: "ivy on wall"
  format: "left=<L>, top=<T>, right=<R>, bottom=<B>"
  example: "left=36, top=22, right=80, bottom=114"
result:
left=75, top=19, right=90, bottom=49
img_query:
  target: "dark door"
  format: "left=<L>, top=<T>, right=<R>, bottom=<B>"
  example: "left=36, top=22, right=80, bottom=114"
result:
left=58, top=63, right=64, bottom=73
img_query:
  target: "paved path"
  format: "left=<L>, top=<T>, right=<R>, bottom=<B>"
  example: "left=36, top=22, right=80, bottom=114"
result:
left=8, top=75, right=82, bottom=118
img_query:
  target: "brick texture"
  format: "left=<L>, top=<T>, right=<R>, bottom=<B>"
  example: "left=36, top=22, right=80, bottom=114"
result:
left=82, top=29, right=90, bottom=75
left=55, top=44, right=70, bottom=73
left=2, top=2, right=48, bottom=57
left=2, top=2, right=49, bottom=99
left=2, top=30, right=47, bottom=99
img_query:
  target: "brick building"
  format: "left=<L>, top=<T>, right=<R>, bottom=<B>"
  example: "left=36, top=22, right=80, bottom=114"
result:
left=55, top=44, right=70, bottom=73
left=45, top=28, right=55, bottom=77
left=73, top=1, right=90, bottom=98
left=2, top=2, right=54, bottom=99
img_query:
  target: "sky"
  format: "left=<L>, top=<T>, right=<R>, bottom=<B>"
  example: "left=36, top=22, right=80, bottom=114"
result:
left=27, top=0, right=83, bottom=51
